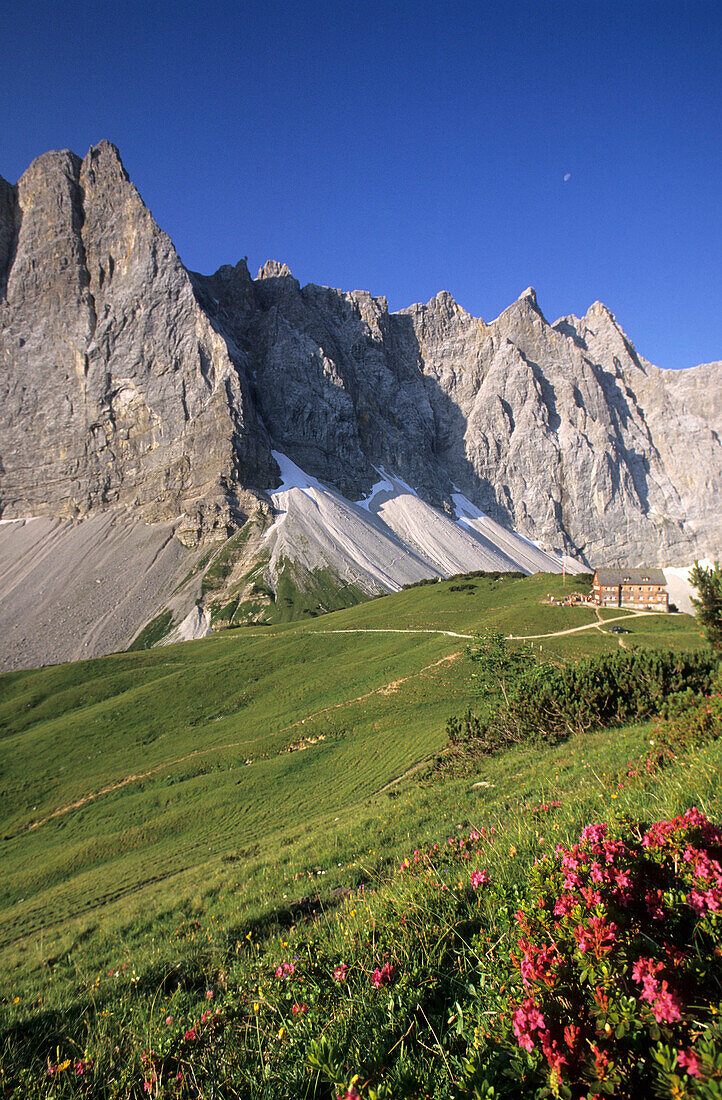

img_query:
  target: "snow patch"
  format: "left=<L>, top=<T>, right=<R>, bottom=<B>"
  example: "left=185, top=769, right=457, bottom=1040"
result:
left=271, top=450, right=322, bottom=499
left=263, top=452, right=584, bottom=586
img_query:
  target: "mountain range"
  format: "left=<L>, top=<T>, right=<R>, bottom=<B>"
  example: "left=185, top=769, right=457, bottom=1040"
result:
left=0, top=141, right=719, bottom=670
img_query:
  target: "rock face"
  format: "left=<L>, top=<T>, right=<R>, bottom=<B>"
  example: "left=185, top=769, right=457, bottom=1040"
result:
left=0, top=142, right=273, bottom=544
left=1, top=141, right=720, bottom=569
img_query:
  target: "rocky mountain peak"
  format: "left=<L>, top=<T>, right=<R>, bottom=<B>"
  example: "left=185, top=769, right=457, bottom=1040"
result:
left=1, top=139, right=720, bottom=576
left=256, top=259, right=293, bottom=280
left=585, top=299, right=615, bottom=322
left=82, top=139, right=128, bottom=181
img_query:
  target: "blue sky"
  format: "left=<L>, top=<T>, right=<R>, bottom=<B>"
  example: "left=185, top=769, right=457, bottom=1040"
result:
left=2, top=0, right=720, bottom=370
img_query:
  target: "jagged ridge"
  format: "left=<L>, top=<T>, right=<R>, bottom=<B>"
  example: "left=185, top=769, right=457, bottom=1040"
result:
left=0, top=141, right=720, bottom=662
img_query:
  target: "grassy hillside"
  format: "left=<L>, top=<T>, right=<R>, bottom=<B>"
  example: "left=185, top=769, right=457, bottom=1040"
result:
left=0, top=572, right=713, bottom=1096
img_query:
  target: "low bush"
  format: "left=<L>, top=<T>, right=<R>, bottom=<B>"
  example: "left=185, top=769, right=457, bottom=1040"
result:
left=507, top=648, right=717, bottom=742
left=443, top=643, right=720, bottom=773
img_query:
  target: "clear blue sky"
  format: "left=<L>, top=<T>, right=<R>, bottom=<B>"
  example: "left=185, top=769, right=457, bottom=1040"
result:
left=2, top=0, right=720, bottom=370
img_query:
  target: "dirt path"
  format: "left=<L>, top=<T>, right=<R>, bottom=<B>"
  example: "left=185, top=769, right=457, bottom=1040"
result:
left=23, top=652, right=462, bottom=834
left=241, top=610, right=662, bottom=646
left=306, top=627, right=473, bottom=638
left=507, top=609, right=660, bottom=641
left=274, top=650, right=461, bottom=736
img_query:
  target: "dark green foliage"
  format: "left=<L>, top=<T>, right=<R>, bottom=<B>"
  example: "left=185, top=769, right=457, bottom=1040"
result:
left=690, top=559, right=722, bottom=651
left=507, top=647, right=717, bottom=742
left=445, top=645, right=719, bottom=768
left=127, top=610, right=173, bottom=651
left=653, top=682, right=722, bottom=760
left=402, top=570, right=529, bottom=592
left=448, top=569, right=527, bottom=582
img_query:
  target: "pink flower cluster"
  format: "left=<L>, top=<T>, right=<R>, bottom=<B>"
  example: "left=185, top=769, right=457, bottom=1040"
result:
left=572, top=915, right=618, bottom=957
left=501, top=809, right=722, bottom=1091
left=470, top=868, right=491, bottom=890
left=677, top=1048, right=701, bottom=1077
left=275, top=962, right=296, bottom=979
left=643, top=806, right=722, bottom=850
left=371, top=961, right=395, bottom=988
left=632, top=956, right=682, bottom=1023
left=511, top=997, right=567, bottom=1072
left=517, top=938, right=561, bottom=988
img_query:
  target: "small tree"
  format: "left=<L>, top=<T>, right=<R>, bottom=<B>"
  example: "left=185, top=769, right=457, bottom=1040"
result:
left=466, top=628, right=535, bottom=706
left=689, top=560, right=722, bottom=652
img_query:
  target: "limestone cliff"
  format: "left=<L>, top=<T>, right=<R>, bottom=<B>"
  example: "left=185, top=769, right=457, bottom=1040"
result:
left=0, top=142, right=273, bottom=544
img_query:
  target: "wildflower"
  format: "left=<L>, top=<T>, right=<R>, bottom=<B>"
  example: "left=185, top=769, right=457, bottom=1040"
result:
left=275, top=962, right=296, bottom=979
left=573, top=915, right=618, bottom=956
left=677, top=1048, right=701, bottom=1077
left=632, top=956, right=664, bottom=996
left=541, top=1032, right=567, bottom=1073
left=517, top=939, right=560, bottom=988
left=511, top=996, right=546, bottom=1052
left=688, top=886, right=722, bottom=914
left=590, top=1042, right=611, bottom=1078
left=580, top=822, right=608, bottom=845
left=184, top=1027, right=197, bottom=1041
left=645, top=888, right=665, bottom=920
left=205, top=988, right=214, bottom=999
left=371, top=961, right=395, bottom=987
left=553, top=892, right=576, bottom=917
left=651, top=983, right=682, bottom=1023
left=470, top=868, right=491, bottom=890
left=579, top=885, right=602, bottom=907
left=292, top=1002, right=307, bottom=1015
left=333, top=963, right=348, bottom=981
left=563, top=1023, right=580, bottom=1051
left=165, top=1015, right=174, bottom=1025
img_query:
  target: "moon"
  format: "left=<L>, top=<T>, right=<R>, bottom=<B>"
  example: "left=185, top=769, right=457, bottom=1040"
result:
left=563, top=172, right=571, bottom=182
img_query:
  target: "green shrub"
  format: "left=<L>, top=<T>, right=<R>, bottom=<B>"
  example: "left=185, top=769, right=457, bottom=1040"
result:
left=507, top=648, right=717, bottom=743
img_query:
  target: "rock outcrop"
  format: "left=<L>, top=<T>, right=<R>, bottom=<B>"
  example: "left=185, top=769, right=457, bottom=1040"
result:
left=0, top=142, right=274, bottom=544
left=1, top=141, right=720, bottom=573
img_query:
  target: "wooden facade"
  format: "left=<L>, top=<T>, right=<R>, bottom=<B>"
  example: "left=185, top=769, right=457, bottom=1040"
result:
left=592, top=568, right=669, bottom=611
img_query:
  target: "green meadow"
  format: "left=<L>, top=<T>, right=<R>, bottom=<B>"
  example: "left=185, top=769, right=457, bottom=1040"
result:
left=0, top=571, right=713, bottom=1097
